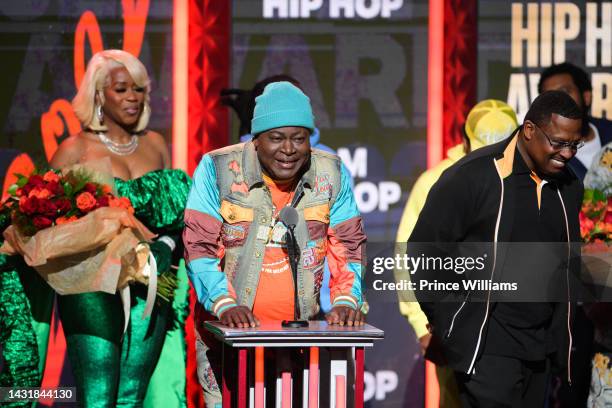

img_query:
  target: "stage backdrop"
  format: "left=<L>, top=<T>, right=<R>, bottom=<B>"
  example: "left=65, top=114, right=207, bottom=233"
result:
left=6, top=1, right=605, bottom=407
left=0, top=1, right=428, bottom=407
left=478, top=0, right=611, bottom=121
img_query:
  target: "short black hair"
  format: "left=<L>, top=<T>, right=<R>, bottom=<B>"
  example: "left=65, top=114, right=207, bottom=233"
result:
left=252, top=74, right=301, bottom=100
left=524, top=90, right=582, bottom=128
left=537, top=62, right=592, bottom=94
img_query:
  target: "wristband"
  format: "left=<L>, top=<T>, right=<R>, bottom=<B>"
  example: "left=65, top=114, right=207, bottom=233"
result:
left=213, top=297, right=238, bottom=317
left=333, top=295, right=358, bottom=309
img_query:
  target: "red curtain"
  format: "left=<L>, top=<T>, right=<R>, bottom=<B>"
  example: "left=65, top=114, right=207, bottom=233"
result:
left=186, top=1, right=230, bottom=407
left=442, top=0, right=478, bottom=153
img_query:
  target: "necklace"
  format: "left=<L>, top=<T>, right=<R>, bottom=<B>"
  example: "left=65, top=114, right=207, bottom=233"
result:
left=266, top=185, right=297, bottom=244
left=97, top=132, right=139, bottom=156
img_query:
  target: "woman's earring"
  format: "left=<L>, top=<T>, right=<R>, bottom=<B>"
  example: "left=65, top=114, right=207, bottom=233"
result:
left=96, top=104, right=103, bottom=123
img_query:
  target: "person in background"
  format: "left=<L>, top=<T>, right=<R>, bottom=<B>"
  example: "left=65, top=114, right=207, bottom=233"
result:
left=410, top=91, right=584, bottom=407
left=50, top=50, right=190, bottom=407
left=538, top=62, right=612, bottom=181
left=394, top=99, right=518, bottom=408
left=538, top=62, right=612, bottom=407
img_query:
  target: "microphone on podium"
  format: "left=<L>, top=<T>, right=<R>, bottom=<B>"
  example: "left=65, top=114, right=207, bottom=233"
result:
left=279, top=206, right=308, bottom=328
left=279, top=206, right=299, bottom=230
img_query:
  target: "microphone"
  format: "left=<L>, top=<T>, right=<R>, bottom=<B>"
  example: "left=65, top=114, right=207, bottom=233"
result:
left=279, top=206, right=299, bottom=229
left=279, top=206, right=308, bottom=328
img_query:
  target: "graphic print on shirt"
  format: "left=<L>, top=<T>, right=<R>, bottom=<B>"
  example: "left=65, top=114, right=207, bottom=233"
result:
left=261, top=218, right=290, bottom=274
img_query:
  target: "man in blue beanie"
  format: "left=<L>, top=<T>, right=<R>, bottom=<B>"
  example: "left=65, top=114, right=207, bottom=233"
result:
left=184, top=81, right=367, bottom=406
left=224, top=74, right=340, bottom=313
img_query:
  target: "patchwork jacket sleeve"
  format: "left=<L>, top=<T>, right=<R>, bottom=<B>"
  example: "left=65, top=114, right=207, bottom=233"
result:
left=183, top=155, right=237, bottom=316
left=327, top=163, right=367, bottom=310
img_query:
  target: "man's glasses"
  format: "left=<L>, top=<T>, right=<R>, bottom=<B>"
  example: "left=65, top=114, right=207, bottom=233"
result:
left=532, top=122, right=584, bottom=151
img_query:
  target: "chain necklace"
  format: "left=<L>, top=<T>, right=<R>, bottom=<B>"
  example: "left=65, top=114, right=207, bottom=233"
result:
left=97, top=132, right=139, bottom=156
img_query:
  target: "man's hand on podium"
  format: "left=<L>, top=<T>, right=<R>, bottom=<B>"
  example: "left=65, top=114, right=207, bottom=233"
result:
left=219, top=306, right=260, bottom=328
left=325, top=305, right=366, bottom=327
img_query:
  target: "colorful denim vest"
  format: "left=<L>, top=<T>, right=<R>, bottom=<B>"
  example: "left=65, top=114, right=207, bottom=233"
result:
left=184, top=142, right=365, bottom=319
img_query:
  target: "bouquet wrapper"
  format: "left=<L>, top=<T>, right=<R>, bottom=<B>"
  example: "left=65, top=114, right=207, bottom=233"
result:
left=0, top=206, right=155, bottom=295
left=119, top=242, right=158, bottom=325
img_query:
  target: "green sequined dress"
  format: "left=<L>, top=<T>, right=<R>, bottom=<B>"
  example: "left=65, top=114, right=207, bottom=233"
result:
left=57, top=169, right=191, bottom=407
left=0, top=253, right=54, bottom=408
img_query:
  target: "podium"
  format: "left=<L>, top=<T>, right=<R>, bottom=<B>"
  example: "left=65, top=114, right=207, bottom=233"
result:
left=204, top=321, right=384, bottom=408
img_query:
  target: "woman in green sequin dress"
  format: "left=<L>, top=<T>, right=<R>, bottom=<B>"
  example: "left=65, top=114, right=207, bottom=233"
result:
left=50, top=50, right=190, bottom=407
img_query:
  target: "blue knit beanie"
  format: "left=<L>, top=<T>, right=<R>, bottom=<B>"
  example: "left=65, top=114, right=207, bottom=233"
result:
left=251, top=82, right=315, bottom=135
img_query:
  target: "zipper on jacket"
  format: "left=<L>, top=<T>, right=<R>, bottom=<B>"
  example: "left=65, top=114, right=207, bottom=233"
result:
left=556, top=188, right=573, bottom=385
left=466, top=158, right=504, bottom=375
left=445, top=292, right=471, bottom=339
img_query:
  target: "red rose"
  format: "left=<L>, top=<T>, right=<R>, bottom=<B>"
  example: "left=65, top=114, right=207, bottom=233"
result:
left=22, top=175, right=44, bottom=197
left=21, top=184, right=32, bottom=196
left=19, top=197, right=39, bottom=215
left=76, top=192, right=97, bottom=212
left=42, top=171, right=60, bottom=183
left=32, top=216, right=52, bottom=229
left=27, top=175, right=45, bottom=188
left=83, top=183, right=98, bottom=194
left=28, top=187, right=52, bottom=199
left=97, top=195, right=110, bottom=207
left=55, top=198, right=72, bottom=214
left=38, top=200, right=58, bottom=218
left=46, top=181, right=63, bottom=196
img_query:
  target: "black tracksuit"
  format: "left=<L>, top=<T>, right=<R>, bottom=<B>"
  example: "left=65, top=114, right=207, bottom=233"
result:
left=409, top=134, right=583, bottom=406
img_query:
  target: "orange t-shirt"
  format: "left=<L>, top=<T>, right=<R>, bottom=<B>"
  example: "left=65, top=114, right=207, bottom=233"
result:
left=251, top=175, right=296, bottom=322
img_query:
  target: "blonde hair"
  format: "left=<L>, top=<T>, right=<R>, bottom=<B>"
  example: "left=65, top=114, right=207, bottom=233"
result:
left=72, top=49, right=151, bottom=132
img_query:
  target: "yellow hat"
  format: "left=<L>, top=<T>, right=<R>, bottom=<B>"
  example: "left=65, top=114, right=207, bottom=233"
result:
left=465, top=99, right=519, bottom=150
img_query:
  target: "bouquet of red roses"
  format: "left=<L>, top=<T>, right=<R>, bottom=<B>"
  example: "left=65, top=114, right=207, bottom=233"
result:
left=0, top=165, right=155, bottom=296
left=1, top=169, right=134, bottom=236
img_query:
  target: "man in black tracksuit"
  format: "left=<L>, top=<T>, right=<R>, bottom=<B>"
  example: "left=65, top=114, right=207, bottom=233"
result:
left=410, top=91, right=584, bottom=407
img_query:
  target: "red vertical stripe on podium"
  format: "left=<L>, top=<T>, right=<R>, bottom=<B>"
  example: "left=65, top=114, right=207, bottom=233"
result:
left=355, top=347, right=365, bottom=408
left=308, top=346, right=319, bottom=407
left=255, top=346, right=265, bottom=408
left=238, top=348, right=248, bottom=408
